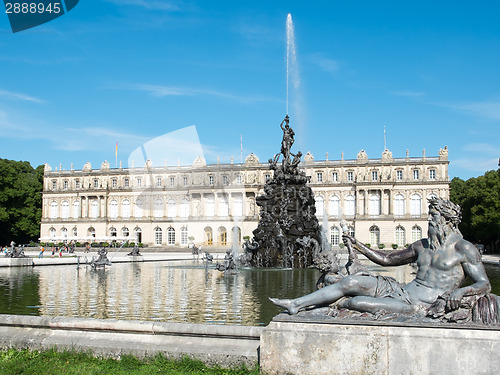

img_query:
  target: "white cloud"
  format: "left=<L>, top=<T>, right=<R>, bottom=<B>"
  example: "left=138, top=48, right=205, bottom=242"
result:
left=121, top=83, right=281, bottom=103
left=103, top=0, right=182, bottom=11
left=0, top=89, right=45, bottom=103
left=308, top=53, right=339, bottom=74
left=453, top=143, right=500, bottom=174
left=440, top=101, right=500, bottom=121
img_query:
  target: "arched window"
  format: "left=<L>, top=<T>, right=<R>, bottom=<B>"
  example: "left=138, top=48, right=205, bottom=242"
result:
left=370, top=226, right=380, bottom=247
left=167, top=227, right=175, bottom=245
left=204, top=226, right=213, bottom=245
left=232, top=226, right=241, bottom=244
left=109, top=200, right=118, bottom=219
left=412, top=226, right=422, bottom=243
left=180, top=198, right=189, bottom=218
left=91, top=200, right=99, bottom=218
left=369, top=194, right=380, bottom=217
left=61, top=201, right=69, bottom=219
left=219, top=196, right=229, bottom=217
left=72, top=227, right=77, bottom=237
left=345, top=195, right=355, bottom=217
left=154, top=198, right=163, bottom=218
left=73, top=201, right=80, bottom=218
left=315, top=196, right=324, bottom=216
left=329, top=195, right=340, bottom=217
left=134, top=199, right=143, bottom=218
left=395, top=226, right=405, bottom=247
left=411, top=194, right=422, bottom=217
left=134, top=227, right=142, bottom=243
left=88, top=227, right=96, bottom=238
left=49, top=227, right=56, bottom=239
left=61, top=227, right=68, bottom=238
left=50, top=201, right=58, bottom=219
left=348, top=225, right=355, bottom=238
left=122, top=199, right=130, bottom=219
left=394, top=194, right=405, bottom=217
left=219, top=226, right=227, bottom=246
left=233, top=195, right=243, bottom=217
left=154, top=227, right=162, bottom=245
left=330, top=226, right=340, bottom=246
left=168, top=198, right=176, bottom=218
left=180, top=227, right=188, bottom=245
left=109, top=227, right=117, bottom=237
left=122, top=227, right=129, bottom=237
left=206, top=196, right=215, bottom=217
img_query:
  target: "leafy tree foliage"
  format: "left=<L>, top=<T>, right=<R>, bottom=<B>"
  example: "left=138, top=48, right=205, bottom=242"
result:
left=450, top=169, right=500, bottom=251
left=0, top=159, right=43, bottom=246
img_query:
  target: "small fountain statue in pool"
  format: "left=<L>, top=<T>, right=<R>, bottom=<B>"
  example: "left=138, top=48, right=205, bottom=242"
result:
left=244, top=115, right=322, bottom=268
left=271, top=197, right=500, bottom=325
left=90, top=246, right=112, bottom=269
left=5, top=241, right=26, bottom=258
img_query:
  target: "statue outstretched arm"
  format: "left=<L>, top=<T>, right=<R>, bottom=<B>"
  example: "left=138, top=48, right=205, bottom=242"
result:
left=342, top=234, right=418, bottom=266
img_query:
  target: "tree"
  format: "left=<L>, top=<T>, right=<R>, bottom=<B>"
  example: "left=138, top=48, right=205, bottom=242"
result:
left=0, top=159, right=43, bottom=245
left=450, top=169, right=500, bottom=252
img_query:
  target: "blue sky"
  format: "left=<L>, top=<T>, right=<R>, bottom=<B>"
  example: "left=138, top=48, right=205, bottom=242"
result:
left=1, top=1, right=499, bottom=179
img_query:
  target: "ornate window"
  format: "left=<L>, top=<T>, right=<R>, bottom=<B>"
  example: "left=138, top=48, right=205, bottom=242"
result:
left=122, top=199, right=130, bottom=219
left=63, top=180, right=69, bottom=189
left=170, top=177, right=175, bottom=186
left=91, top=200, right=99, bottom=218
left=167, top=227, right=175, bottom=245
left=369, top=194, right=380, bottom=217
left=330, top=226, right=340, bottom=246
left=93, top=179, right=99, bottom=188
left=136, top=177, right=142, bottom=187
left=168, top=198, right=176, bottom=218
left=223, top=175, right=229, bottom=185
left=52, top=180, right=57, bottom=189
left=347, top=171, right=354, bottom=182
left=316, top=172, right=323, bottom=183
left=329, top=195, right=340, bottom=217
left=233, top=195, right=243, bottom=217
left=109, top=227, right=117, bottom=237
left=396, top=170, right=403, bottom=181
left=206, top=196, right=215, bottom=217
left=72, top=227, right=77, bottom=237
left=75, top=179, right=81, bottom=189
left=124, top=178, right=129, bottom=187
left=410, top=194, right=422, bottom=217
left=154, top=227, right=162, bottom=245
left=371, top=171, right=378, bottom=181
left=180, top=227, right=188, bottom=245
left=394, top=194, right=405, bottom=217
left=183, top=176, right=188, bottom=186
left=112, top=179, right=117, bottom=188
left=395, top=226, right=405, bottom=247
left=73, top=201, right=80, bottom=218
left=332, top=172, right=338, bottom=182
left=154, top=198, right=163, bottom=218
left=429, top=169, right=436, bottom=179
left=315, top=195, right=324, bottom=216
left=61, top=201, right=69, bottom=219
left=156, top=177, right=162, bottom=187
left=49, top=227, right=56, bottom=239
left=209, top=175, right=214, bottom=185
left=134, top=199, right=143, bottom=218
left=219, top=196, right=229, bottom=217
left=50, top=201, right=58, bottom=219
left=370, top=226, right=380, bottom=247
left=109, top=200, right=118, bottom=219
left=412, top=226, right=422, bottom=242
left=122, top=227, right=129, bottom=237
left=236, top=174, right=242, bottom=184
left=61, top=227, right=68, bottom=238
left=413, top=169, right=420, bottom=180
left=345, top=195, right=355, bottom=216
left=180, top=198, right=189, bottom=218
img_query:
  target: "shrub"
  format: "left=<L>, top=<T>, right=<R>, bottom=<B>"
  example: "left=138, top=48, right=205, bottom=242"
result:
left=378, top=243, right=385, bottom=249
left=138, top=242, right=144, bottom=247
left=339, top=243, right=345, bottom=249
left=392, top=244, right=398, bottom=249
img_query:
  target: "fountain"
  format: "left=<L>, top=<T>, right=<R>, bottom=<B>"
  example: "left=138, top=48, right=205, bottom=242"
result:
left=244, top=115, right=322, bottom=268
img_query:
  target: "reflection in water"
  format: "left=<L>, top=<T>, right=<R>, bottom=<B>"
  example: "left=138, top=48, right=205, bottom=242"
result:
left=0, top=261, right=499, bottom=326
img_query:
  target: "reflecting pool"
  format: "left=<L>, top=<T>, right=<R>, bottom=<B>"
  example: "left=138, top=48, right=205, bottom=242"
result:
left=0, top=261, right=499, bottom=326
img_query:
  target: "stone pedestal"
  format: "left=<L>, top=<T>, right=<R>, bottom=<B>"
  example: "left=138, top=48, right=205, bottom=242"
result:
left=260, top=317, right=500, bottom=375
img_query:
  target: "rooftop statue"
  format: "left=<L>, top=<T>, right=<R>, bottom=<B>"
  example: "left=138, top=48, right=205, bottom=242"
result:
left=271, top=197, right=499, bottom=324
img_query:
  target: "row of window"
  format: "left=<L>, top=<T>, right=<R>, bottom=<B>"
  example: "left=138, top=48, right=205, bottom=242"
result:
left=316, top=169, right=437, bottom=183
left=329, top=225, right=422, bottom=247
left=314, top=193, right=434, bottom=217
left=50, top=173, right=260, bottom=191
left=49, top=196, right=246, bottom=219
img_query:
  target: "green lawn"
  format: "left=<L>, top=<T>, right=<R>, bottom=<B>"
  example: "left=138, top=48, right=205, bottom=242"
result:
left=0, top=348, right=260, bottom=374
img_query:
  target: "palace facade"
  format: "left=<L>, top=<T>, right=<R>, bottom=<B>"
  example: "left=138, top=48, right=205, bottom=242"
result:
left=40, top=147, right=450, bottom=249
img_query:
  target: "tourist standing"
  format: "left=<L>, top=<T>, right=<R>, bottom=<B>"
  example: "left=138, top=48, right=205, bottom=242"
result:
left=38, top=246, right=45, bottom=258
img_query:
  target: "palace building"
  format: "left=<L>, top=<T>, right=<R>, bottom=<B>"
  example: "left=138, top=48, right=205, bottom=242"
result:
left=40, top=147, right=450, bottom=249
